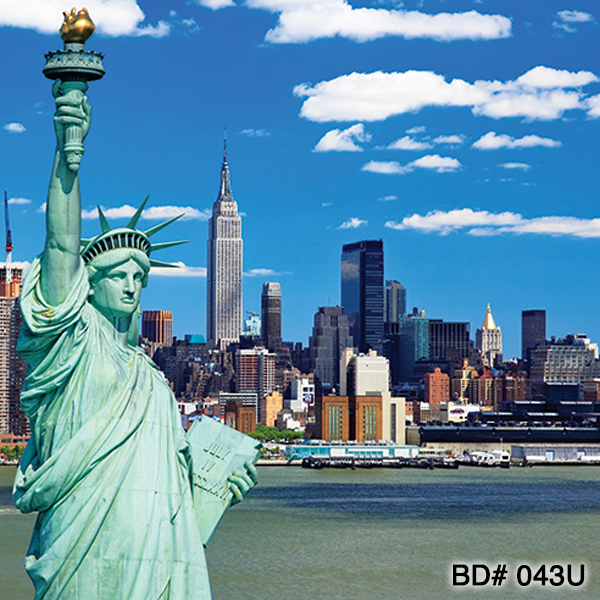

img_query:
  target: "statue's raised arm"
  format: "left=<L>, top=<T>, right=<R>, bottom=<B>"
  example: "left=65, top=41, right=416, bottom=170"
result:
left=41, top=79, right=91, bottom=306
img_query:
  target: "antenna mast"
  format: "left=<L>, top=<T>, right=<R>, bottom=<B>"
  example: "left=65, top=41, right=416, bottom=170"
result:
left=4, top=192, right=12, bottom=284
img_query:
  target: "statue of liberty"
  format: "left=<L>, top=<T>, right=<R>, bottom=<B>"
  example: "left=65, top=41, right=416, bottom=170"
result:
left=13, top=9, right=257, bottom=599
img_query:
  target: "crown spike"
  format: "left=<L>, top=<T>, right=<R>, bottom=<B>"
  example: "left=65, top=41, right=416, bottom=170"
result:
left=127, top=195, right=149, bottom=229
left=144, top=214, right=184, bottom=238
left=97, top=206, right=111, bottom=233
left=149, top=259, right=180, bottom=269
left=150, top=240, right=189, bottom=252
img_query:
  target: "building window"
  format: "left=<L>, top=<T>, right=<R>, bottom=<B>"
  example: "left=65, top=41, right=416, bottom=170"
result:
left=328, top=404, right=343, bottom=441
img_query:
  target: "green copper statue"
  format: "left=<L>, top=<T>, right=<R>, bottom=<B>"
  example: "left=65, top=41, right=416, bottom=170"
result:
left=13, top=10, right=257, bottom=600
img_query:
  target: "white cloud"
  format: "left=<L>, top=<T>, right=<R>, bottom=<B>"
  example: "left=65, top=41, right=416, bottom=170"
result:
left=338, top=217, right=367, bottom=229
left=387, top=135, right=432, bottom=150
left=167, top=11, right=200, bottom=34
left=587, top=94, right=600, bottom=118
left=134, top=21, right=171, bottom=38
left=406, top=126, right=426, bottom=134
left=412, top=155, right=462, bottom=172
left=386, top=208, right=520, bottom=234
left=552, top=10, right=594, bottom=34
left=7, top=197, right=32, bottom=205
left=0, top=1, right=171, bottom=38
left=498, top=162, right=531, bottom=171
left=387, top=133, right=464, bottom=149
left=513, top=65, right=595, bottom=89
left=295, top=66, right=599, bottom=123
left=151, top=262, right=207, bottom=277
left=241, top=128, right=271, bottom=137
left=385, top=208, right=600, bottom=239
left=363, top=160, right=411, bottom=175
left=244, top=268, right=289, bottom=277
left=363, top=154, right=461, bottom=175
left=473, top=131, right=561, bottom=149
left=557, top=10, right=594, bottom=23
left=81, top=204, right=211, bottom=221
left=313, top=123, right=371, bottom=152
left=143, top=206, right=211, bottom=220
left=196, top=0, right=236, bottom=9
left=377, top=195, right=397, bottom=202
left=240, top=1, right=512, bottom=44
left=433, top=134, right=465, bottom=145
left=3, top=122, right=26, bottom=133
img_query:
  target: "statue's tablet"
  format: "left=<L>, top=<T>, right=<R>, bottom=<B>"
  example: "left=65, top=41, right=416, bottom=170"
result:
left=187, top=416, right=261, bottom=546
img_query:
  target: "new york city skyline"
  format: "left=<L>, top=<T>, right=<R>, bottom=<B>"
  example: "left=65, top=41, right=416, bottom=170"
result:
left=1, top=1, right=599, bottom=358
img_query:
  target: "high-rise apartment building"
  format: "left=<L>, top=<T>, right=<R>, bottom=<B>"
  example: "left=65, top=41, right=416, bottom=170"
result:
left=207, top=143, right=243, bottom=350
left=424, top=368, right=450, bottom=404
left=236, top=347, right=276, bottom=422
left=475, top=305, right=502, bottom=367
left=530, top=334, right=600, bottom=393
left=142, top=310, right=173, bottom=346
left=384, top=280, right=406, bottom=325
left=385, top=313, right=429, bottom=384
left=429, top=320, right=471, bottom=361
left=261, top=282, right=282, bottom=351
left=309, top=306, right=353, bottom=393
left=341, top=240, right=384, bottom=354
left=0, top=266, right=28, bottom=435
left=522, top=309, right=546, bottom=361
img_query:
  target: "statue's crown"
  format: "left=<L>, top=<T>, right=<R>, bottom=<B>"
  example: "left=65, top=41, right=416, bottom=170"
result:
left=80, top=197, right=188, bottom=268
left=60, top=7, right=95, bottom=43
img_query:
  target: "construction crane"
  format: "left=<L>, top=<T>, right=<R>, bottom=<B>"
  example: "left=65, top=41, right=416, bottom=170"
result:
left=4, top=192, right=12, bottom=284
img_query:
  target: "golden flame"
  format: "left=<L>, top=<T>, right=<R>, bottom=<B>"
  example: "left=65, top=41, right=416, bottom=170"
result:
left=60, top=7, right=95, bottom=43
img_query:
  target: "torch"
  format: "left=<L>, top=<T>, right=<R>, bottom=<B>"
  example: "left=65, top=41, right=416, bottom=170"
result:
left=43, top=8, right=105, bottom=172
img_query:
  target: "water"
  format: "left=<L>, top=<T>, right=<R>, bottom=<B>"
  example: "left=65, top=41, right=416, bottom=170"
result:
left=2, top=465, right=600, bottom=599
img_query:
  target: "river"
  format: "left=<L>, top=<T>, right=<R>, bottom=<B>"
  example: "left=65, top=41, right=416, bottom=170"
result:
left=2, top=464, right=600, bottom=599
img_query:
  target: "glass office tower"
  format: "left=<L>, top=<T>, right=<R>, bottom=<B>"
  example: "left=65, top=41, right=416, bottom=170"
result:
left=341, top=240, right=384, bottom=354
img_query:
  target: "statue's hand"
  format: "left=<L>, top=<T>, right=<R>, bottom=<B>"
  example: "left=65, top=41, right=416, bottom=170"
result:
left=52, top=79, right=91, bottom=149
left=228, top=461, right=258, bottom=505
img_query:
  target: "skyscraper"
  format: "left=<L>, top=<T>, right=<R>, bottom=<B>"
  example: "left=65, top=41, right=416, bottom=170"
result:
left=475, top=304, right=503, bottom=367
left=522, top=309, right=546, bottom=361
left=261, top=282, right=282, bottom=351
left=142, top=310, right=173, bottom=346
left=206, top=141, right=243, bottom=350
left=0, top=265, right=28, bottom=435
left=384, top=280, right=406, bottom=325
left=341, top=240, right=384, bottom=354
left=236, top=347, right=276, bottom=422
left=309, top=306, right=353, bottom=393
left=429, top=320, right=471, bottom=361
left=394, top=312, right=430, bottom=384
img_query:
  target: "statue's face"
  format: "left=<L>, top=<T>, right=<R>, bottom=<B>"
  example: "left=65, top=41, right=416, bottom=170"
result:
left=89, top=258, right=145, bottom=320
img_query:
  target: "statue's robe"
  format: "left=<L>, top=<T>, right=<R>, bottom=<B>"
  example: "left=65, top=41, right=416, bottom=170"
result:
left=13, top=258, right=212, bottom=600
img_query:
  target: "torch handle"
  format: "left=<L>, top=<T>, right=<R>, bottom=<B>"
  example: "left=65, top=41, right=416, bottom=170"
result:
left=54, top=80, right=89, bottom=172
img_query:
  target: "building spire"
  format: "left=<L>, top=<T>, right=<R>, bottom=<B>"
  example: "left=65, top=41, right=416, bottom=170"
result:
left=482, top=304, right=497, bottom=330
left=217, top=131, right=233, bottom=202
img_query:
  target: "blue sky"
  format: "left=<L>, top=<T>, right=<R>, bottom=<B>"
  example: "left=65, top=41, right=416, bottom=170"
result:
left=1, top=0, right=599, bottom=359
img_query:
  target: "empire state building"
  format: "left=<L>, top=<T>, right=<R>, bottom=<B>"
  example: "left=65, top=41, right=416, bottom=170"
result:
left=207, top=142, right=243, bottom=349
